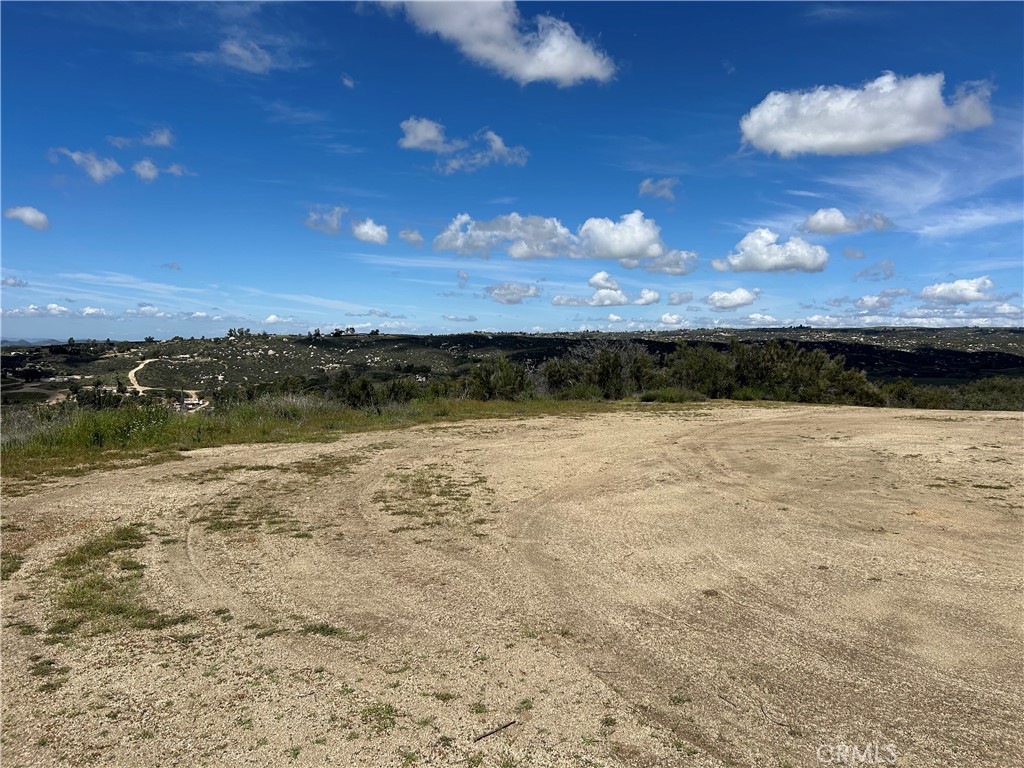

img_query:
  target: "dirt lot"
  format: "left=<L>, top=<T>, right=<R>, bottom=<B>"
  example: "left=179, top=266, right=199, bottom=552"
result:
left=2, top=403, right=1022, bottom=767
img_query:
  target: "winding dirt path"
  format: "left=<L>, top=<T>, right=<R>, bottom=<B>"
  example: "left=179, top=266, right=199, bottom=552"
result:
left=2, top=404, right=1022, bottom=767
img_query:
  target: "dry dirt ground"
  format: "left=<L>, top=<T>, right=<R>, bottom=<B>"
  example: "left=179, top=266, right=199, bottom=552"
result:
left=2, top=403, right=1022, bottom=767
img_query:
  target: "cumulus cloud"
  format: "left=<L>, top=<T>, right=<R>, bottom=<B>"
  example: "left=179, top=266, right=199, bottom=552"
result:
left=919, top=275, right=995, bottom=305
left=264, top=314, right=294, bottom=324
left=399, top=228, right=425, bottom=247
left=484, top=281, right=540, bottom=304
left=304, top=205, right=346, bottom=235
left=607, top=313, right=622, bottom=322
left=704, top=287, right=761, bottom=310
left=399, top=117, right=464, bottom=153
left=132, top=158, right=160, bottom=182
left=800, top=207, right=891, bottom=235
left=668, top=291, right=693, bottom=306
left=50, top=148, right=123, bottom=183
left=552, top=272, right=658, bottom=307
left=712, top=228, right=828, bottom=272
left=633, top=288, right=660, bottom=305
left=434, top=212, right=574, bottom=259
left=352, top=218, right=388, bottom=244
left=659, top=313, right=686, bottom=326
left=2, top=276, right=29, bottom=287
left=578, top=210, right=696, bottom=273
left=434, top=209, right=696, bottom=273
left=80, top=306, right=114, bottom=318
left=854, top=288, right=909, bottom=311
left=399, top=117, right=527, bottom=174
left=2, top=303, right=71, bottom=318
left=4, top=206, right=50, bottom=231
left=746, top=312, right=777, bottom=324
left=399, top=1, right=615, bottom=87
left=853, top=259, right=896, bottom=282
left=741, top=71, right=993, bottom=157
left=638, top=177, right=679, bottom=201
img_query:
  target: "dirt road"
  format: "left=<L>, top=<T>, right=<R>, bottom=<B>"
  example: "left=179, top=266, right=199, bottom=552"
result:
left=2, top=404, right=1021, bottom=767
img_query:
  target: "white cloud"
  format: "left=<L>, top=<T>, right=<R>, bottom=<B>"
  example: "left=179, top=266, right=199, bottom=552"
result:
left=399, top=228, right=425, bottom=247
left=712, top=228, right=828, bottom=272
left=264, top=314, right=293, bottom=324
left=800, top=207, right=891, bottom=234
left=587, top=271, right=619, bottom=290
left=4, top=206, right=50, bottom=231
left=398, top=117, right=464, bottom=153
left=638, top=177, right=679, bottom=201
left=132, top=158, right=160, bottom=182
left=80, top=306, right=114, bottom=318
left=633, top=288, right=660, bottom=305
left=919, top=275, right=995, bottom=305
left=399, top=1, right=615, bottom=87
left=2, top=303, right=71, bottom=318
left=304, top=205, right=346, bottom=235
left=441, top=130, right=528, bottom=174
left=855, top=288, right=909, bottom=311
left=51, top=148, right=123, bottom=183
left=435, top=209, right=696, bottom=273
left=578, top=209, right=695, bottom=273
left=746, top=312, right=777, bottom=324
left=352, top=218, right=388, bottom=244
left=704, top=287, right=761, bottom=310
left=643, top=249, right=698, bottom=275
left=456, top=270, right=469, bottom=286
left=484, top=282, right=540, bottom=304
left=399, top=118, right=527, bottom=174
left=190, top=37, right=300, bottom=74
left=668, top=291, right=693, bottom=306
left=553, top=271, right=658, bottom=307
left=741, top=71, right=993, bottom=157
left=443, top=314, right=477, bottom=322
left=659, top=313, right=686, bottom=326
left=915, top=204, right=1024, bottom=238
left=434, top=212, right=574, bottom=259
left=853, top=260, right=895, bottom=282
left=340, top=73, right=356, bottom=89
left=143, top=127, right=175, bottom=147
left=578, top=210, right=664, bottom=263
left=607, top=313, right=622, bottom=322
left=2, top=276, right=29, bottom=287
left=107, top=127, right=176, bottom=148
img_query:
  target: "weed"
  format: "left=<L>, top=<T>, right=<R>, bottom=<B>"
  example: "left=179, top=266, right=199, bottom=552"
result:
left=514, top=698, right=533, bottom=713
left=431, top=691, right=459, bottom=703
left=300, top=622, right=363, bottom=641
left=1, top=551, right=25, bottom=580
left=286, top=745, right=301, bottom=759
left=400, top=751, right=419, bottom=765
left=669, top=693, right=692, bottom=706
left=600, top=715, right=617, bottom=728
left=360, top=703, right=398, bottom=733
left=469, top=701, right=488, bottom=714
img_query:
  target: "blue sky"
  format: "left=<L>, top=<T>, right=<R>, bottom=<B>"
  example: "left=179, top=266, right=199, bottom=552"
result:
left=2, top=1, right=1022, bottom=340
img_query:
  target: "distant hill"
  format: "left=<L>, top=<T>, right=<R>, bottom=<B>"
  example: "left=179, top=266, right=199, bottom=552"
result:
left=0, top=338, right=62, bottom=347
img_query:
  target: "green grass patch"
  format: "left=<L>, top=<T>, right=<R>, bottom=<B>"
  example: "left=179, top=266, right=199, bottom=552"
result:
left=45, top=525, right=195, bottom=641
left=360, top=702, right=398, bottom=733
left=1, top=550, right=25, bottom=580
left=300, top=621, right=363, bottom=641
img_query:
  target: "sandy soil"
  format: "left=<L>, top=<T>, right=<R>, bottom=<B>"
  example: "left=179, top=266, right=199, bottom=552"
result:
left=2, top=403, right=1022, bottom=767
